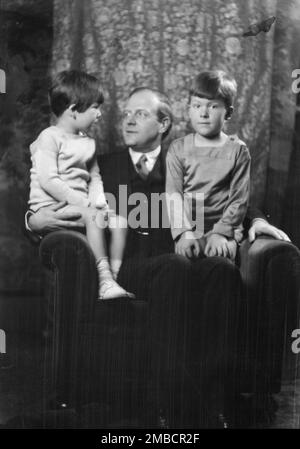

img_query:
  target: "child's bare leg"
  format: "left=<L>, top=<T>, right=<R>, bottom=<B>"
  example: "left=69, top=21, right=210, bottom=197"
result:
left=68, top=206, right=134, bottom=299
left=84, top=207, right=107, bottom=259
left=108, top=214, right=128, bottom=279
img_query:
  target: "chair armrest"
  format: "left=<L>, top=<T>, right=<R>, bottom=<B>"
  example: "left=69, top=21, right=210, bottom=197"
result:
left=239, top=236, right=300, bottom=292
left=39, top=230, right=95, bottom=269
left=238, top=236, right=300, bottom=393
left=39, top=230, right=98, bottom=324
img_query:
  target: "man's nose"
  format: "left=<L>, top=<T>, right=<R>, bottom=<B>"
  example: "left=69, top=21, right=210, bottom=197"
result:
left=125, top=112, right=136, bottom=124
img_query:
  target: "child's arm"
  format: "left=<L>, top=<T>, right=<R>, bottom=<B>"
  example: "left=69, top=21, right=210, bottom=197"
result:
left=166, top=143, right=200, bottom=258
left=34, top=131, right=90, bottom=207
left=166, top=143, right=194, bottom=241
left=210, top=145, right=251, bottom=241
left=87, top=155, right=107, bottom=208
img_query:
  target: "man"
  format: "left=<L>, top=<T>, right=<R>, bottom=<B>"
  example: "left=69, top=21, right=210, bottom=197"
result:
left=27, top=87, right=292, bottom=428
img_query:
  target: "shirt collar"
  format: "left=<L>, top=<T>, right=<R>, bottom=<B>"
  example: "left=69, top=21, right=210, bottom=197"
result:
left=129, top=145, right=161, bottom=166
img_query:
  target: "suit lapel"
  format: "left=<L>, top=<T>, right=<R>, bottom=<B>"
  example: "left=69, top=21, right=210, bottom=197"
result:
left=147, top=146, right=167, bottom=183
left=111, top=149, right=133, bottom=197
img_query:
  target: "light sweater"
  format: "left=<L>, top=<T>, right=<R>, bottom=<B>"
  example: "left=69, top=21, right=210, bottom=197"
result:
left=28, top=126, right=106, bottom=211
left=166, top=133, right=251, bottom=242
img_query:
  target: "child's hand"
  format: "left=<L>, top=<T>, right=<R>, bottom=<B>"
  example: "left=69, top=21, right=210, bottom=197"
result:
left=204, top=233, right=230, bottom=258
left=175, top=231, right=201, bottom=259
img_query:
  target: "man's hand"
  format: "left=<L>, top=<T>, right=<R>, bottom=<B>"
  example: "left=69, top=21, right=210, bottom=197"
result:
left=28, top=202, right=84, bottom=234
left=248, top=219, right=291, bottom=243
left=205, top=233, right=230, bottom=258
left=225, top=239, right=238, bottom=261
left=175, top=231, right=201, bottom=259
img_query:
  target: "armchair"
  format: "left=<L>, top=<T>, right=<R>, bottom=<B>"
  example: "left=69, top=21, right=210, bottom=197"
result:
left=239, top=236, right=300, bottom=393
left=39, top=230, right=148, bottom=412
left=39, top=230, right=300, bottom=408
left=39, top=230, right=98, bottom=407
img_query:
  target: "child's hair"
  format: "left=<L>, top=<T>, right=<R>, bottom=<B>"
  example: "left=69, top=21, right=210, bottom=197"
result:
left=49, top=70, right=104, bottom=117
left=189, top=70, right=237, bottom=111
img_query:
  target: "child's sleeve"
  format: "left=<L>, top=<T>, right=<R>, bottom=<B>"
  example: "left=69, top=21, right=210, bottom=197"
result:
left=34, top=131, right=90, bottom=207
left=166, top=142, right=195, bottom=241
left=211, top=145, right=251, bottom=240
left=87, top=155, right=107, bottom=208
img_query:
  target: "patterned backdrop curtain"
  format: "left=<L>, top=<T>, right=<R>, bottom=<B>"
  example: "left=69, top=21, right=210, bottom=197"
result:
left=52, top=0, right=299, bottom=213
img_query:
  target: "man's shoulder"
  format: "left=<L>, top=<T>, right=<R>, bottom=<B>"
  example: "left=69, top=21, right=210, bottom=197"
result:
left=98, top=149, right=128, bottom=165
left=98, top=149, right=130, bottom=186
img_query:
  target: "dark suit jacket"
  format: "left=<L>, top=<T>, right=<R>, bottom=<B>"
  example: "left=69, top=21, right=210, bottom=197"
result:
left=98, top=148, right=174, bottom=258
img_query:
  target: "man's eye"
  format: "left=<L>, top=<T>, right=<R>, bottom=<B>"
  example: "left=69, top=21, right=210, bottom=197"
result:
left=192, top=104, right=201, bottom=109
left=136, top=110, right=149, bottom=119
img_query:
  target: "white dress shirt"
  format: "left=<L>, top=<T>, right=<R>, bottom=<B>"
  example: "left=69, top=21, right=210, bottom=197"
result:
left=129, top=146, right=161, bottom=173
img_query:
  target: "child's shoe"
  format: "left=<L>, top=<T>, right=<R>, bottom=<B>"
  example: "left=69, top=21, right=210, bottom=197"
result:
left=96, top=256, right=135, bottom=300
left=98, top=279, right=135, bottom=300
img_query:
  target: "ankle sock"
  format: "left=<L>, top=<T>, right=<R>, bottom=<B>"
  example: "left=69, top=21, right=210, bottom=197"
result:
left=110, top=258, right=122, bottom=279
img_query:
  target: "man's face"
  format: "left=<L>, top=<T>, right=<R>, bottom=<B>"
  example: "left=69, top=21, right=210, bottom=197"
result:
left=122, top=91, right=164, bottom=152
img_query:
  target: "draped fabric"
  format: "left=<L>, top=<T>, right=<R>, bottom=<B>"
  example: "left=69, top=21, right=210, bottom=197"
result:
left=52, top=0, right=299, bottom=213
left=0, top=1, right=53, bottom=292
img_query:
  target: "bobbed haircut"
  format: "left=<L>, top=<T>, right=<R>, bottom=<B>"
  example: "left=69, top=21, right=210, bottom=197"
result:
left=127, top=87, right=173, bottom=139
left=189, top=70, right=237, bottom=111
left=49, top=70, right=104, bottom=117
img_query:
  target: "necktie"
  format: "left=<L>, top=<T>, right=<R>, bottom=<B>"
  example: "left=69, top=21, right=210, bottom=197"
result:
left=136, top=154, right=150, bottom=180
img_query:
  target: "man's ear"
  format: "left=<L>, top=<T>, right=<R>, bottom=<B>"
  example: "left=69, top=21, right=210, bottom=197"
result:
left=225, top=106, right=234, bottom=120
left=159, top=116, right=171, bottom=135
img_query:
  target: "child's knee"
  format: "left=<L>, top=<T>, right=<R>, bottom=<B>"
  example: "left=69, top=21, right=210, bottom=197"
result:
left=82, top=207, right=107, bottom=228
left=109, top=214, right=127, bottom=230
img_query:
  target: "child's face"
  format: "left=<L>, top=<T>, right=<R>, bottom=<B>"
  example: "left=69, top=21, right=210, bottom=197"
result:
left=75, top=103, right=102, bottom=132
left=188, top=96, right=228, bottom=138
